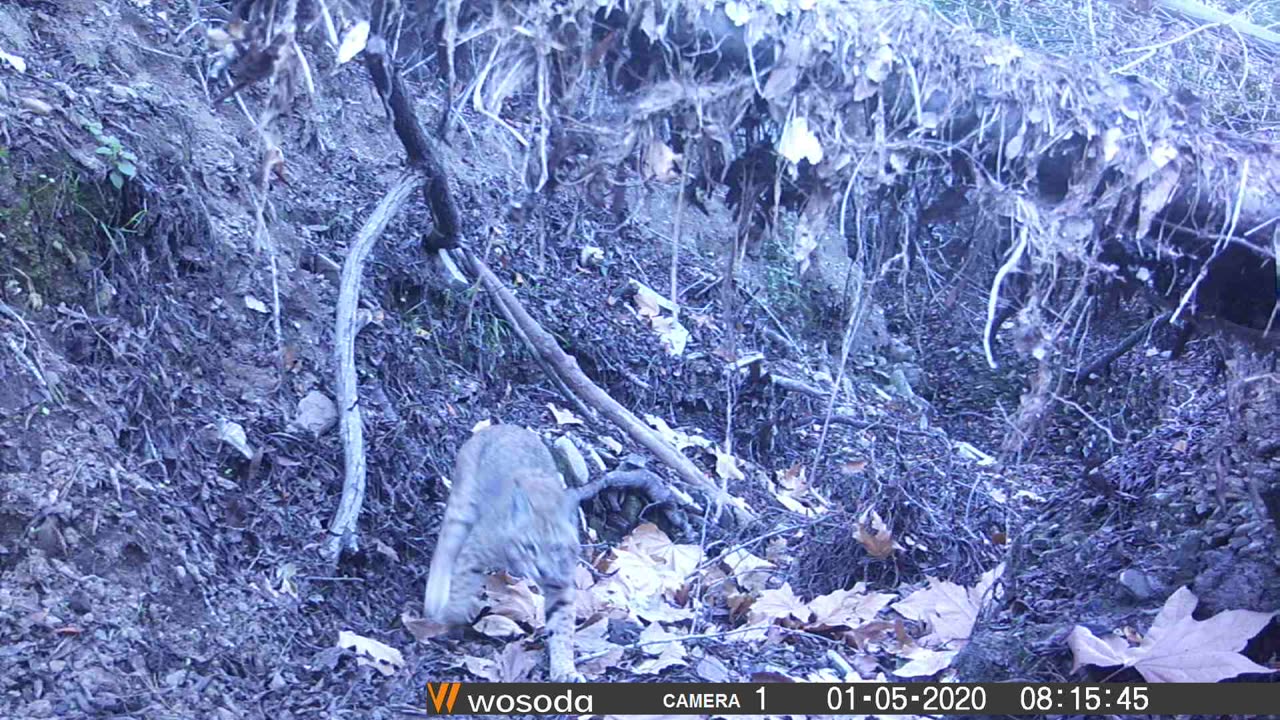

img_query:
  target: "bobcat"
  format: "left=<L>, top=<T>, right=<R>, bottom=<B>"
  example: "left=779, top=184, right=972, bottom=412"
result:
left=423, top=424, right=582, bottom=681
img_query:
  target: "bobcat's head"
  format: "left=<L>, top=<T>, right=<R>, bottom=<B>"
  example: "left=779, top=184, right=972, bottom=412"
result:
left=507, top=480, right=578, bottom=585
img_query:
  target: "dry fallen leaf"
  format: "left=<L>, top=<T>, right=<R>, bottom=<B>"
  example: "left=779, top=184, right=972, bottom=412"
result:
left=215, top=419, right=254, bottom=459
left=778, top=116, right=824, bottom=165
left=893, top=645, right=958, bottom=678
left=843, top=619, right=898, bottom=652
left=794, top=191, right=831, bottom=274
left=575, top=617, right=626, bottom=678
left=631, top=281, right=675, bottom=317
left=720, top=549, right=775, bottom=594
left=1068, top=586, right=1276, bottom=682
left=547, top=403, right=583, bottom=426
left=694, top=652, right=732, bottom=682
left=244, top=295, right=269, bottom=314
left=633, top=623, right=688, bottom=674
left=206, top=28, right=233, bottom=49
left=641, top=140, right=681, bottom=182
left=643, top=415, right=711, bottom=451
left=1, top=47, right=28, bottom=73
left=892, top=563, right=1005, bottom=647
left=579, top=245, right=604, bottom=268
left=336, top=21, right=370, bottom=64
left=776, top=464, right=807, bottom=493
left=337, top=630, right=404, bottom=676
left=401, top=611, right=449, bottom=642
left=808, top=583, right=897, bottom=630
left=864, top=43, right=895, bottom=82
left=714, top=447, right=746, bottom=482
left=749, top=583, right=811, bottom=626
left=840, top=459, right=869, bottom=475
left=475, top=614, right=525, bottom=639
left=650, top=315, right=690, bottom=356
left=856, top=509, right=897, bottom=560
left=483, top=573, right=544, bottom=627
left=618, top=523, right=704, bottom=594
left=462, top=640, right=541, bottom=682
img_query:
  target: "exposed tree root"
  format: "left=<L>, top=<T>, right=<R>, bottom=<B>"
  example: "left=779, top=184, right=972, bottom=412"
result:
left=1074, top=311, right=1173, bottom=383
left=571, top=467, right=692, bottom=537
left=323, top=170, right=425, bottom=562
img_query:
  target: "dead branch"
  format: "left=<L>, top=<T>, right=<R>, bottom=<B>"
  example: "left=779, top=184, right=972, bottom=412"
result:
left=364, top=8, right=461, bottom=251
left=323, top=5, right=475, bottom=561
left=1137, top=0, right=1280, bottom=52
left=463, top=251, right=596, bottom=423
left=322, top=170, right=425, bottom=562
left=1074, top=311, right=1173, bottom=383
left=769, top=373, right=830, bottom=398
left=0, top=300, right=60, bottom=405
left=454, top=248, right=752, bottom=520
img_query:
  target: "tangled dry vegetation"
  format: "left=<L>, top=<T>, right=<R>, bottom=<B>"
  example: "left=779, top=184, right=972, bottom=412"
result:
left=1, top=0, right=1278, bottom=715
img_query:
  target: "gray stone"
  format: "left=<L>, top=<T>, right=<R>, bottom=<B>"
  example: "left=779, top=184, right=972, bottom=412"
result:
left=291, top=391, right=337, bottom=436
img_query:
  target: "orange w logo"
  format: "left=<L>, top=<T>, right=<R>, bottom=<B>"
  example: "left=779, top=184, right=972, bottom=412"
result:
left=426, top=682, right=462, bottom=714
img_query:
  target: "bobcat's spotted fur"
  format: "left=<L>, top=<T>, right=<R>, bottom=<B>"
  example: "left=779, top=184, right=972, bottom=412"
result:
left=424, top=425, right=581, bottom=681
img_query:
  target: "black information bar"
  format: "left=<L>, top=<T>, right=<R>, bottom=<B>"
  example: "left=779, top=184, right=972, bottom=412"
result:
left=423, top=681, right=1278, bottom=715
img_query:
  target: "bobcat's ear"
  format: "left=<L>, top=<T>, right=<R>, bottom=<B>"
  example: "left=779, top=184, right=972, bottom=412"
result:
left=510, top=486, right=534, bottom=522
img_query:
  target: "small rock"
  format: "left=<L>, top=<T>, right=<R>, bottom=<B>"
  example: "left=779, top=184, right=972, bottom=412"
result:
left=215, top=420, right=254, bottom=459
left=68, top=589, right=93, bottom=615
left=1118, top=568, right=1157, bottom=600
left=552, top=435, right=589, bottom=488
left=290, top=391, right=337, bottom=436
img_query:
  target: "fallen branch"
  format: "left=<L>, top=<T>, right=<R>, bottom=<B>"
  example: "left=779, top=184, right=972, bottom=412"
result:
left=322, top=170, right=425, bottom=562
left=1074, top=311, right=1172, bottom=383
left=364, top=16, right=460, bottom=251
left=454, top=248, right=752, bottom=520
left=466, top=252, right=597, bottom=423
left=769, top=373, right=830, bottom=398
left=1139, top=0, right=1280, bottom=52
left=0, top=300, right=61, bottom=405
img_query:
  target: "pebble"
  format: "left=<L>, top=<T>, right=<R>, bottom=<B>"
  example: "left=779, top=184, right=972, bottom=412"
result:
left=1118, top=568, right=1157, bottom=600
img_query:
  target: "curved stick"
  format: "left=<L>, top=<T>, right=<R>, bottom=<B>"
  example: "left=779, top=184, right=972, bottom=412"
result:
left=323, top=171, right=425, bottom=562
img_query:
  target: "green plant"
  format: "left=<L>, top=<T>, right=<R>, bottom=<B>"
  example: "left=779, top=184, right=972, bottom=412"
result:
left=762, top=229, right=804, bottom=318
left=86, top=121, right=138, bottom=190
